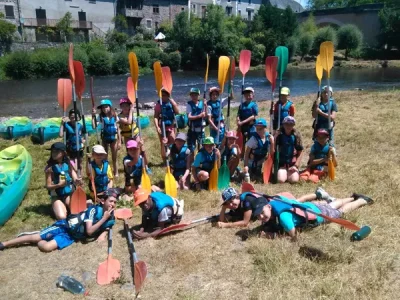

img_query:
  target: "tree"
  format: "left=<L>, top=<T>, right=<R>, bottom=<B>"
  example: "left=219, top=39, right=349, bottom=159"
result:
left=309, top=0, right=398, bottom=10
left=379, top=6, right=400, bottom=50
left=56, top=12, right=73, bottom=42
left=298, top=33, right=314, bottom=60
left=313, top=26, right=337, bottom=52
left=337, top=24, right=363, bottom=59
left=0, top=12, right=16, bottom=53
left=299, top=14, right=318, bottom=35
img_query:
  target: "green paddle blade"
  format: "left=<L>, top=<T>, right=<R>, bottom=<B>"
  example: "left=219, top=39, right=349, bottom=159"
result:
left=218, top=160, right=230, bottom=190
left=275, top=46, right=289, bottom=80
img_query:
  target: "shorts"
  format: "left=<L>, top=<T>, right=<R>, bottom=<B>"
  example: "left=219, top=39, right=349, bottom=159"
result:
left=51, top=193, right=72, bottom=204
left=67, top=149, right=83, bottom=160
left=40, top=220, right=75, bottom=250
left=314, top=203, right=342, bottom=222
left=187, top=130, right=204, bottom=151
left=124, top=175, right=141, bottom=187
left=172, top=169, right=186, bottom=180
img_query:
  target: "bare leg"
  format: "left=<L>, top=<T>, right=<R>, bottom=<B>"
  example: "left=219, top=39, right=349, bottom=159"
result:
left=110, top=140, right=119, bottom=177
left=329, top=197, right=354, bottom=209
left=297, top=194, right=317, bottom=203
left=158, top=134, right=167, bottom=161
left=228, top=156, right=240, bottom=177
left=37, top=240, right=58, bottom=252
left=287, top=169, right=300, bottom=183
left=2, top=233, right=42, bottom=248
left=52, top=200, right=67, bottom=220
left=277, top=168, right=288, bottom=183
left=339, top=199, right=368, bottom=214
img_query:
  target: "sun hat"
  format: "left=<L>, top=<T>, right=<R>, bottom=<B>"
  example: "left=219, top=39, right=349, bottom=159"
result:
left=254, top=118, right=267, bottom=127
left=242, top=87, right=255, bottom=94
left=253, top=199, right=269, bottom=217
left=282, top=116, right=296, bottom=125
left=119, top=97, right=132, bottom=105
left=176, top=132, right=187, bottom=142
left=209, top=87, right=220, bottom=94
left=221, top=187, right=239, bottom=205
left=317, top=129, right=329, bottom=136
left=225, top=131, right=238, bottom=139
left=322, top=86, right=333, bottom=93
left=97, top=99, right=112, bottom=109
left=47, top=142, right=66, bottom=151
left=189, top=88, right=201, bottom=95
left=203, top=136, right=215, bottom=145
left=92, top=145, right=107, bottom=154
left=134, top=188, right=150, bottom=206
left=281, top=87, right=290, bottom=95
left=126, top=140, right=138, bottom=149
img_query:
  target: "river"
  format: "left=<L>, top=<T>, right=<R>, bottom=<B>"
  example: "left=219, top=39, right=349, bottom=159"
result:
left=0, top=67, right=399, bottom=118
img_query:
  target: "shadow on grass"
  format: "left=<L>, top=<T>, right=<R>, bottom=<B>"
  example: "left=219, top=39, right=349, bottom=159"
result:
left=23, top=204, right=52, bottom=217
left=298, top=245, right=332, bottom=263
left=235, top=225, right=263, bottom=241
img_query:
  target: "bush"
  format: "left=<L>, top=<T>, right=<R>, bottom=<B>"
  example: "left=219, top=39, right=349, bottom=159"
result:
left=79, top=39, right=107, bottom=56
left=31, top=49, right=68, bottom=78
left=298, top=33, right=313, bottom=60
left=136, top=40, right=158, bottom=48
left=73, top=47, right=89, bottom=68
left=313, top=26, right=337, bottom=53
left=112, top=51, right=128, bottom=74
left=88, top=49, right=112, bottom=75
left=337, top=24, right=363, bottom=59
left=251, top=44, right=266, bottom=66
left=105, top=30, right=129, bottom=52
left=148, top=47, right=162, bottom=60
left=4, top=51, right=32, bottom=79
left=167, top=52, right=181, bottom=71
left=159, top=52, right=169, bottom=66
left=286, top=36, right=298, bottom=60
left=133, top=48, right=151, bottom=68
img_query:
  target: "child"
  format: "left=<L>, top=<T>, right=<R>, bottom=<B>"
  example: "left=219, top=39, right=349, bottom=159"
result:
left=237, top=87, right=258, bottom=145
left=191, top=136, right=221, bottom=191
left=219, top=131, right=241, bottom=180
left=207, top=87, right=228, bottom=146
left=131, top=188, right=184, bottom=240
left=45, top=142, right=80, bottom=220
left=118, top=97, right=139, bottom=144
left=93, top=99, right=121, bottom=177
left=87, top=145, right=114, bottom=196
left=154, top=88, right=180, bottom=160
left=59, top=108, right=85, bottom=171
left=275, top=116, right=303, bottom=183
left=243, top=119, right=275, bottom=181
left=312, top=86, right=338, bottom=144
left=0, top=189, right=117, bottom=252
left=123, top=140, right=143, bottom=194
left=167, top=133, right=191, bottom=190
left=273, top=87, right=295, bottom=132
left=186, top=87, right=207, bottom=153
left=300, top=129, right=337, bottom=183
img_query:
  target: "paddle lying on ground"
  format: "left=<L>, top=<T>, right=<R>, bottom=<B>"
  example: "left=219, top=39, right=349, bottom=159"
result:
left=241, top=183, right=360, bottom=231
left=57, top=78, right=72, bottom=145
left=90, top=77, right=101, bottom=144
left=97, top=229, right=121, bottom=285
left=114, top=208, right=147, bottom=295
left=237, top=50, right=251, bottom=153
left=156, top=215, right=219, bottom=237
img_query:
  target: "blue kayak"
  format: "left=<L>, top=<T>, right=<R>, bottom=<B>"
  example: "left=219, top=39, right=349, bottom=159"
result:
left=138, top=114, right=150, bottom=129
left=31, top=117, right=62, bottom=144
left=0, top=117, right=33, bottom=140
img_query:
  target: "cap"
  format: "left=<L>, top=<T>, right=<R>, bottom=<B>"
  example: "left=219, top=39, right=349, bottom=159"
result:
left=97, top=99, right=113, bottom=109
left=126, top=140, right=138, bottom=149
left=119, top=97, right=132, bottom=105
left=242, top=87, right=254, bottom=94
left=252, top=199, right=269, bottom=217
left=99, top=188, right=121, bottom=200
left=134, top=188, right=150, bottom=206
left=209, top=87, right=220, bottom=94
left=322, top=86, right=333, bottom=93
left=92, top=144, right=107, bottom=154
left=203, top=136, right=215, bottom=145
left=47, top=142, right=66, bottom=151
left=282, top=116, right=296, bottom=125
left=161, top=87, right=170, bottom=95
left=281, top=87, right=290, bottom=95
left=176, top=132, right=187, bottom=142
left=221, top=187, right=239, bottom=205
left=225, top=131, right=238, bottom=139
left=317, top=129, right=329, bottom=136
left=254, top=118, right=267, bottom=127
left=189, top=88, right=201, bottom=95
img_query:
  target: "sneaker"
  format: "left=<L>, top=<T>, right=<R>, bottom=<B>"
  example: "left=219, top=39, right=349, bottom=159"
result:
left=146, top=166, right=152, bottom=175
left=0, top=242, right=4, bottom=251
left=17, top=231, right=40, bottom=238
left=352, top=193, right=374, bottom=205
left=326, top=196, right=336, bottom=203
left=316, top=187, right=330, bottom=200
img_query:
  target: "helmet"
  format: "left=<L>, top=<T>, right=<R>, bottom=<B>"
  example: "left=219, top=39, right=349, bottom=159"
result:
left=97, top=99, right=113, bottom=109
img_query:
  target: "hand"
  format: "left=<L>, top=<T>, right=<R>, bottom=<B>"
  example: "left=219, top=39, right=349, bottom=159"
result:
left=57, top=179, right=67, bottom=187
left=162, top=137, right=168, bottom=145
left=62, top=116, right=68, bottom=123
left=133, top=228, right=147, bottom=240
left=237, top=120, right=242, bottom=126
left=157, top=127, right=162, bottom=135
left=216, top=222, right=226, bottom=228
left=102, top=207, right=114, bottom=220
left=74, top=177, right=82, bottom=186
left=288, top=166, right=298, bottom=172
left=96, top=231, right=107, bottom=243
left=243, top=166, right=249, bottom=173
left=215, top=149, right=221, bottom=159
left=92, top=108, right=96, bottom=114
left=199, top=111, right=206, bottom=118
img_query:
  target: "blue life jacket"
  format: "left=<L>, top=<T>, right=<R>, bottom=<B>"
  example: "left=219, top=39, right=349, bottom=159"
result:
left=269, top=198, right=318, bottom=226
left=210, top=100, right=224, bottom=123
left=275, top=101, right=293, bottom=123
left=102, top=116, right=117, bottom=142
left=146, top=192, right=175, bottom=222
left=65, top=122, right=83, bottom=151
left=187, top=100, right=204, bottom=128
left=316, top=99, right=335, bottom=129
left=170, top=145, right=188, bottom=170
left=238, top=101, right=257, bottom=121
left=123, top=155, right=143, bottom=178
left=311, top=142, right=330, bottom=170
left=91, top=160, right=110, bottom=193
left=160, top=101, right=175, bottom=126
left=52, top=163, right=73, bottom=197
left=279, top=133, right=296, bottom=165
left=199, top=148, right=216, bottom=172
left=250, top=132, right=270, bottom=160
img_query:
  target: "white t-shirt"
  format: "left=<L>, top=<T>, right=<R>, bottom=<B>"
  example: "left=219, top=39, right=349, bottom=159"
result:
left=158, top=207, right=173, bottom=223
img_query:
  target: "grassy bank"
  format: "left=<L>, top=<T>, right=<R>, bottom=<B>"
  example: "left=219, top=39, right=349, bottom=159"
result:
left=1, top=89, right=400, bottom=299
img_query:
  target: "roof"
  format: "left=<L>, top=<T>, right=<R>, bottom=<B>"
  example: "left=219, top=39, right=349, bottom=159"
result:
left=268, top=0, right=304, bottom=13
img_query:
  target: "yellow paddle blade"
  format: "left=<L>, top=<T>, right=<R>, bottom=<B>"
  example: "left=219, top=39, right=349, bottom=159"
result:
left=320, top=41, right=334, bottom=78
left=328, top=157, right=335, bottom=181
left=129, top=52, right=139, bottom=90
left=218, top=56, right=230, bottom=94
left=316, top=55, right=323, bottom=85
left=153, top=61, right=163, bottom=96
left=208, top=161, right=218, bottom=191
left=165, top=167, right=177, bottom=197
left=205, top=54, right=210, bottom=84
left=141, top=168, right=152, bottom=193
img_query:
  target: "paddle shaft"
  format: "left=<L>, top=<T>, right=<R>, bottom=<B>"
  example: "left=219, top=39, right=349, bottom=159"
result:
left=72, top=84, right=81, bottom=177
left=135, top=90, right=142, bottom=137
left=107, top=228, right=113, bottom=256
left=90, top=77, right=101, bottom=144
left=190, top=214, right=219, bottom=225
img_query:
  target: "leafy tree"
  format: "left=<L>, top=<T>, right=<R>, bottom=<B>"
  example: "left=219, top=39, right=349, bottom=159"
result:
left=298, top=33, right=314, bottom=60
left=113, top=14, right=128, bottom=31
left=56, top=12, right=73, bottom=42
left=378, top=6, right=400, bottom=50
left=309, top=0, right=398, bottom=10
left=299, top=14, right=318, bottom=35
left=0, top=13, right=16, bottom=53
left=105, top=30, right=129, bottom=52
left=313, top=26, right=337, bottom=52
left=337, top=24, right=363, bottom=59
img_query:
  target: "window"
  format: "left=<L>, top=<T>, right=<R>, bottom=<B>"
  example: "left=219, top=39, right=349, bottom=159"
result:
left=248, top=0, right=251, bottom=4
left=146, top=19, right=152, bottom=29
left=153, top=4, right=159, bottom=14
left=238, top=9, right=241, bottom=16
left=191, top=4, right=196, bottom=14
left=227, top=0, right=231, bottom=2
left=5, top=5, right=14, bottom=19
left=155, top=21, right=159, bottom=30
left=225, top=6, right=232, bottom=16
left=238, top=0, right=241, bottom=3
left=247, top=10, right=252, bottom=21
left=201, top=6, right=206, bottom=18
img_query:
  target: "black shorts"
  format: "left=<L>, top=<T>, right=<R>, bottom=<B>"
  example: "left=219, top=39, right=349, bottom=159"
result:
left=67, top=149, right=83, bottom=159
left=125, top=176, right=141, bottom=188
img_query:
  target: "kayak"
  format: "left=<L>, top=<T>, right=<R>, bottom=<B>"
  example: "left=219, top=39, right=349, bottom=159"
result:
left=85, top=118, right=98, bottom=136
left=0, top=145, right=32, bottom=226
left=31, top=117, right=62, bottom=144
left=138, top=114, right=150, bottom=129
left=0, top=117, right=33, bottom=140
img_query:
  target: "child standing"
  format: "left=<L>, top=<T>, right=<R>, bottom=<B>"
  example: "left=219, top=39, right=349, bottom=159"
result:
left=272, top=87, right=295, bottom=132
left=87, top=145, right=114, bottom=196
left=123, top=140, right=143, bottom=194
left=186, top=88, right=207, bottom=153
left=118, top=97, right=139, bottom=144
left=237, top=87, right=258, bottom=145
left=207, top=87, right=228, bottom=146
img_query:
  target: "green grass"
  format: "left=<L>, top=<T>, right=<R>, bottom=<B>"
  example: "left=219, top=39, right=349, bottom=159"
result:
left=1, top=89, right=400, bottom=299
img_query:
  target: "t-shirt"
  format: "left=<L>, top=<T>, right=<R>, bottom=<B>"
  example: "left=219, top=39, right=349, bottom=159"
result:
left=192, top=150, right=213, bottom=168
left=229, top=194, right=264, bottom=219
left=246, top=135, right=268, bottom=150
left=158, top=207, right=173, bottom=222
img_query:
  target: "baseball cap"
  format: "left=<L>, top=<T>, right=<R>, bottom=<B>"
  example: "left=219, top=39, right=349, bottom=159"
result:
left=225, top=131, right=238, bottom=139
left=322, top=86, right=333, bottom=93
left=189, top=88, right=201, bottom=95
left=282, top=116, right=296, bottom=125
left=119, top=97, right=132, bottom=105
left=97, top=99, right=112, bottom=109
left=252, top=199, right=269, bottom=217
left=242, top=87, right=255, bottom=94
left=161, top=87, right=170, bottom=95
left=317, top=129, right=329, bottom=136
left=209, top=87, right=220, bottom=94
left=281, top=87, right=290, bottom=95
left=176, top=132, right=187, bottom=142
left=99, top=188, right=121, bottom=200
left=47, top=142, right=66, bottom=151
left=254, top=118, right=267, bottom=127
left=203, top=136, right=215, bottom=145
left=92, top=144, right=107, bottom=154
left=134, top=188, right=150, bottom=206
left=221, top=187, right=239, bottom=205
left=126, top=140, right=138, bottom=149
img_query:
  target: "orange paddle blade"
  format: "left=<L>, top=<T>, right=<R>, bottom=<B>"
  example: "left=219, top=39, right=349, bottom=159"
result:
left=316, top=55, right=323, bottom=85
left=156, top=223, right=191, bottom=236
left=208, top=161, right=218, bottom=191
left=127, top=77, right=136, bottom=104
left=328, top=157, right=335, bottom=181
left=97, top=255, right=121, bottom=285
left=68, top=43, right=75, bottom=82
left=153, top=61, right=162, bottom=96
left=57, top=79, right=72, bottom=113
left=115, top=208, right=133, bottom=220
left=161, top=66, right=173, bottom=95
left=70, top=186, right=87, bottom=214
left=265, top=56, right=278, bottom=92
left=134, top=261, right=148, bottom=295
left=263, top=153, right=273, bottom=184
left=73, top=61, right=85, bottom=99
left=236, top=130, right=243, bottom=152
left=241, top=182, right=256, bottom=193
left=129, top=52, right=139, bottom=90
left=320, top=41, right=334, bottom=78
left=239, top=50, right=251, bottom=75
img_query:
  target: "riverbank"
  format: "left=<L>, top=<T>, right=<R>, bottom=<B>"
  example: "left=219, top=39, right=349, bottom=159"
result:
left=1, top=89, right=400, bottom=299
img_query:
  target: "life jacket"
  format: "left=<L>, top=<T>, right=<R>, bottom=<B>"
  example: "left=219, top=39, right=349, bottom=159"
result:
left=170, top=145, right=189, bottom=171
left=278, top=133, right=296, bottom=165
left=67, top=205, right=115, bottom=240
left=146, top=192, right=175, bottom=222
left=210, top=100, right=224, bottom=123
left=269, top=197, right=318, bottom=227
left=118, top=113, right=139, bottom=138
left=123, top=155, right=143, bottom=179
left=316, top=99, right=335, bottom=129
left=159, top=101, right=175, bottom=126
left=101, top=116, right=117, bottom=142
left=238, top=101, right=257, bottom=121
left=250, top=132, right=270, bottom=160
left=274, top=101, right=293, bottom=122
left=176, top=113, right=188, bottom=129
left=187, top=100, right=204, bottom=128
left=51, top=163, right=73, bottom=197
left=198, top=148, right=216, bottom=172
left=65, top=122, right=83, bottom=151
left=91, top=160, right=110, bottom=193
left=311, top=142, right=330, bottom=170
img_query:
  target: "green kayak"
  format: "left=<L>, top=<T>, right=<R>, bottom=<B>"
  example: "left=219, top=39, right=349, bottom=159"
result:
left=31, top=117, right=62, bottom=144
left=0, top=117, right=33, bottom=140
left=0, top=144, right=32, bottom=226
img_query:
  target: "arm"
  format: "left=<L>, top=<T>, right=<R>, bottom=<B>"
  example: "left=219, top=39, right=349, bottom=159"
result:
left=218, top=206, right=227, bottom=222
left=170, top=99, right=180, bottom=114
left=59, top=118, right=66, bottom=138
left=307, top=154, right=327, bottom=168
left=45, top=168, right=65, bottom=190
left=239, top=115, right=256, bottom=126
left=154, top=105, right=162, bottom=134
left=85, top=210, right=114, bottom=237
left=218, top=210, right=252, bottom=228
left=243, top=145, right=252, bottom=173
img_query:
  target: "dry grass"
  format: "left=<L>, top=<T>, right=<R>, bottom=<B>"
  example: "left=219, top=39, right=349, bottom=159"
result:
left=1, top=89, right=400, bottom=299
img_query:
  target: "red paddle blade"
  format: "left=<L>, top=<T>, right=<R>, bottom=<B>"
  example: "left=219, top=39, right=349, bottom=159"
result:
left=97, top=256, right=121, bottom=285
left=127, top=77, right=136, bottom=104
left=156, top=223, right=191, bottom=237
left=73, top=61, right=85, bottom=99
left=134, top=261, right=148, bottom=294
left=70, top=186, right=87, bottom=214
left=239, top=50, right=251, bottom=75
left=161, top=66, right=173, bottom=95
left=57, top=79, right=72, bottom=113
left=115, top=208, right=133, bottom=220
left=68, top=43, right=75, bottom=83
left=230, top=57, right=236, bottom=79
left=263, top=153, right=273, bottom=184
left=241, top=182, right=256, bottom=193
left=236, top=130, right=243, bottom=152
left=265, top=56, right=278, bottom=92
left=90, top=77, right=95, bottom=108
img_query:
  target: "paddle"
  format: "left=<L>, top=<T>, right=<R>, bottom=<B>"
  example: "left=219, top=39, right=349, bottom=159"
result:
left=70, top=186, right=87, bottom=214
left=73, top=61, right=88, bottom=157
left=218, top=157, right=230, bottom=190
left=97, top=228, right=121, bottom=285
left=127, top=77, right=135, bottom=104
left=156, top=215, right=219, bottom=237
left=226, top=56, right=236, bottom=131
left=200, top=54, right=210, bottom=147
left=320, top=41, right=334, bottom=130
left=237, top=50, right=251, bottom=152
left=114, top=208, right=147, bottom=295
left=90, top=77, right=101, bottom=144
left=154, top=61, right=177, bottom=197
left=57, top=78, right=72, bottom=145
left=161, top=66, right=173, bottom=95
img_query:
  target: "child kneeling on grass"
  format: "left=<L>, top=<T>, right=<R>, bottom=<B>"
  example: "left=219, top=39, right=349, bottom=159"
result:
left=0, top=189, right=117, bottom=252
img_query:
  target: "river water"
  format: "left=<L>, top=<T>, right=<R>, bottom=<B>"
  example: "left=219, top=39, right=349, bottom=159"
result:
left=0, top=67, right=399, bottom=118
